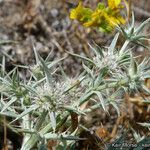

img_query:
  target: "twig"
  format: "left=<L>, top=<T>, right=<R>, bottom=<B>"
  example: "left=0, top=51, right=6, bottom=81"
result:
left=51, top=39, right=64, bottom=52
left=110, top=115, right=124, bottom=140
left=128, top=0, right=132, bottom=21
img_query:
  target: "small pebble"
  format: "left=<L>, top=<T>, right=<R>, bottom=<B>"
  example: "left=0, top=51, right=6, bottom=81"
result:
left=50, top=8, right=59, bottom=18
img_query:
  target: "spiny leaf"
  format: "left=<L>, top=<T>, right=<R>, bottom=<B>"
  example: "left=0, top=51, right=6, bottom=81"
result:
left=108, top=33, right=119, bottom=55
left=1, top=97, right=17, bottom=112
left=34, top=110, right=48, bottom=131
left=38, top=55, right=53, bottom=87
left=47, top=57, right=67, bottom=69
left=62, top=106, right=85, bottom=115
left=44, top=133, right=83, bottom=140
left=135, top=18, right=150, bottom=35
left=137, top=122, right=150, bottom=128
left=79, top=91, right=94, bottom=105
left=94, top=67, right=108, bottom=87
left=82, top=63, right=94, bottom=78
left=49, top=111, right=56, bottom=132
left=110, top=101, right=120, bottom=116
left=129, top=55, right=137, bottom=77
left=10, top=104, right=39, bottom=124
left=66, top=51, right=96, bottom=65
left=93, top=91, right=107, bottom=112
left=90, top=42, right=104, bottom=57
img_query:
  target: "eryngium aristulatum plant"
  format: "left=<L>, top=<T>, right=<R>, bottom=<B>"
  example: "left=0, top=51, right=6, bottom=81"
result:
left=0, top=17, right=150, bottom=150
left=68, top=17, right=150, bottom=114
left=0, top=49, right=85, bottom=150
left=118, top=14, right=150, bottom=53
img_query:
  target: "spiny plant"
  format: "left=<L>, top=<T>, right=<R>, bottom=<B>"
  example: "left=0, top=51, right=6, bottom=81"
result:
left=0, top=49, right=85, bottom=149
left=0, top=16, right=150, bottom=150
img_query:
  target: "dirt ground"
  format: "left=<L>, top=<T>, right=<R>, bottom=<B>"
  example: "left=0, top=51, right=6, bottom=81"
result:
left=0, top=0, right=150, bottom=149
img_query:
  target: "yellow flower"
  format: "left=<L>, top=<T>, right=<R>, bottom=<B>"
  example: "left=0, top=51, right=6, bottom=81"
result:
left=106, top=14, right=125, bottom=27
left=70, top=2, right=83, bottom=20
left=108, top=0, right=121, bottom=9
left=70, top=2, right=93, bottom=22
left=83, top=9, right=104, bottom=27
left=69, top=1, right=126, bottom=33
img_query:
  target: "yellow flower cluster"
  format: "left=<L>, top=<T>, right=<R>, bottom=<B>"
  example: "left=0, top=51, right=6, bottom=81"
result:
left=70, top=0, right=125, bottom=32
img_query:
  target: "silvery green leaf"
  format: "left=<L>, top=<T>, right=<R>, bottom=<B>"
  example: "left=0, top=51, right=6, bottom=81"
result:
left=38, top=55, right=53, bottom=87
left=0, top=111, right=18, bottom=118
left=0, top=40, right=17, bottom=45
left=82, top=63, right=94, bottom=78
left=59, top=65, right=67, bottom=81
left=108, top=33, right=119, bottom=55
left=45, top=49, right=53, bottom=61
left=22, top=84, right=38, bottom=95
left=44, top=133, right=82, bottom=140
left=134, top=41, right=150, bottom=50
left=10, top=104, right=39, bottom=124
left=88, top=43, right=98, bottom=55
left=0, top=77, right=11, bottom=87
left=131, top=12, right=135, bottom=29
left=110, top=101, right=120, bottom=116
left=119, top=40, right=130, bottom=56
left=1, top=97, right=17, bottom=112
left=138, top=57, right=149, bottom=69
left=66, top=51, right=96, bottom=65
left=137, top=122, right=150, bottom=128
left=129, top=56, right=137, bottom=77
left=13, top=64, right=30, bottom=69
left=0, top=84, right=8, bottom=93
left=49, top=111, right=56, bottom=131
left=21, top=124, right=51, bottom=150
left=131, top=128, right=144, bottom=142
left=1, top=55, right=5, bottom=74
left=33, top=44, right=40, bottom=64
left=47, top=57, right=66, bottom=69
left=94, top=67, right=108, bottom=87
left=1, top=49, right=15, bottom=62
left=129, top=27, right=135, bottom=38
left=135, top=18, right=150, bottom=35
left=142, top=71, right=150, bottom=79
left=39, top=123, right=51, bottom=134
left=132, top=35, right=149, bottom=41
left=118, top=58, right=130, bottom=66
left=62, top=106, right=85, bottom=115
left=118, top=26, right=128, bottom=39
left=64, top=76, right=85, bottom=93
left=92, top=42, right=104, bottom=57
left=21, top=134, right=39, bottom=150
left=83, top=102, right=102, bottom=113
left=141, top=85, right=150, bottom=94
left=93, top=91, right=106, bottom=112
left=35, top=110, right=48, bottom=131
left=88, top=43, right=104, bottom=57
left=79, top=91, right=94, bottom=105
